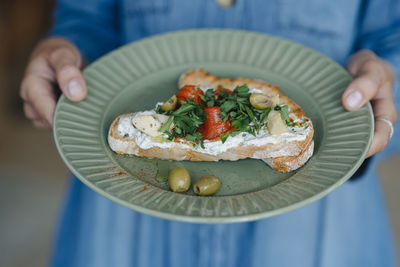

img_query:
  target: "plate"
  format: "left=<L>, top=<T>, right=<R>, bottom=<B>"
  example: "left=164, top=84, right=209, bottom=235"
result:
left=53, top=30, right=373, bottom=223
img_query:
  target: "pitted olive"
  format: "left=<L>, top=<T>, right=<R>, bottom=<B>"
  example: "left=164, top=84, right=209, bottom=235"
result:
left=168, top=166, right=191, bottom=192
left=193, top=176, right=221, bottom=196
left=249, top=93, right=279, bottom=109
left=161, top=95, right=178, bottom=111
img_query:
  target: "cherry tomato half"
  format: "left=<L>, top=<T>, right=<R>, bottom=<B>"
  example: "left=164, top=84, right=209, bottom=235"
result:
left=214, top=87, right=234, bottom=98
left=199, top=106, right=235, bottom=140
left=177, top=85, right=205, bottom=105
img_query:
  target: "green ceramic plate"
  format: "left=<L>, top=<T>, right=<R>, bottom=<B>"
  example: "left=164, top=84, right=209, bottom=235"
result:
left=54, top=30, right=373, bottom=223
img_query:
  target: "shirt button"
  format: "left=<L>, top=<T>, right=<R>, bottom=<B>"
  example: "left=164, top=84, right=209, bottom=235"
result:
left=216, top=0, right=235, bottom=8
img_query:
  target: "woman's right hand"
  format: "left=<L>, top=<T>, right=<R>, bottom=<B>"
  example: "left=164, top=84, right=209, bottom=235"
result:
left=20, top=37, right=87, bottom=129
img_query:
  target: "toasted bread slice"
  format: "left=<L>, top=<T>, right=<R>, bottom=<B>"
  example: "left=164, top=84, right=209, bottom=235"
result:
left=178, top=69, right=314, bottom=172
left=179, top=69, right=282, bottom=96
left=179, top=70, right=306, bottom=120
left=263, top=140, right=314, bottom=172
left=107, top=70, right=314, bottom=172
left=108, top=112, right=313, bottom=161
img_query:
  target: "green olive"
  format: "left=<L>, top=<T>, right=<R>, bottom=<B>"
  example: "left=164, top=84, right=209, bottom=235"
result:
left=168, top=167, right=191, bottom=192
left=161, top=95, right=178, bottom=111
left=193, top=176, right=221, bottom=196
left=249, top=93, right=277, bottom=109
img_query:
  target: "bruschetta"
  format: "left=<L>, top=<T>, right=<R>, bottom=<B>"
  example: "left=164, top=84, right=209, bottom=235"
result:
left=108, top=70, right=314, bottom=172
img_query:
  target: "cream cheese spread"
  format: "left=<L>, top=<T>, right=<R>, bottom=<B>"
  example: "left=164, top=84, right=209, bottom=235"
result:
left=117, top=110, right=310, bottom=156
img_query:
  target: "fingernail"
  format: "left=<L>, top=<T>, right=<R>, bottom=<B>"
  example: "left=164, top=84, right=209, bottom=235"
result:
left=346, top=90, right=362, bottom=108
left=68, top=80, right=83, bottom=97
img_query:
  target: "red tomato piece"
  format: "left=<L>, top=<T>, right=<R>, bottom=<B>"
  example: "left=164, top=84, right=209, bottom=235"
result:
left=177, top=85, right=205, bottom=105
left=199, top=106, right=235, bottom=140
left=214, top=87, right=234, bottom=97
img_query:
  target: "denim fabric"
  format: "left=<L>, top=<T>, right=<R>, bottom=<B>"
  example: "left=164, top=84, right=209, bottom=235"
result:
left=52, top=172, right=396, bottom=267
left=49, top=0, right=400, bottom=266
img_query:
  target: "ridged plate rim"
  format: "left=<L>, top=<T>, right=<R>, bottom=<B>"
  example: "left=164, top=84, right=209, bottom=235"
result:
left=53, top=29, right=373, bottom=223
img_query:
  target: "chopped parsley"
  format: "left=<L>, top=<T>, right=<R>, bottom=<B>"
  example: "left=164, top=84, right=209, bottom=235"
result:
left=156, top=99, right=206, bottom=143
left=202, top=84, right=272, bottom=137
left=156, top=84, right=291, bottom=146
left=274, top=104, right=291, bottom=125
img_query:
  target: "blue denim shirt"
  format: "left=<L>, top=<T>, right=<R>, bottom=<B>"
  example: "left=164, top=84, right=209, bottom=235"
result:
left=51, top=0, right=400, bottom=66
left=51, top=0, right=400, bottom=153
left=49, top=1, right=400, bottom=267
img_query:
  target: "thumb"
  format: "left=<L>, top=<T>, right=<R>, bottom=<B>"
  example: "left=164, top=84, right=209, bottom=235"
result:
left=342, top=50, right=381, bottom=111
left=48, top=46, right=87, bottom=102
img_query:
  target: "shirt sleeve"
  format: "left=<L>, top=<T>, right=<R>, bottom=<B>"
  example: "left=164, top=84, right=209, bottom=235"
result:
left=354, top=0, right=400, bottom=159
left=48, top=0, right=119, bottom=62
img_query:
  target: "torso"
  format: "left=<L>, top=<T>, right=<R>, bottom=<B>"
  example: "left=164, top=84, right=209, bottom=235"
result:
left=119, top=0, right=361, bottom=65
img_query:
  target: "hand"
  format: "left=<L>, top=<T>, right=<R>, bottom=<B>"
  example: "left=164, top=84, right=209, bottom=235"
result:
left=20, top=37, right=87, bottom=129
left=342, top=50, right=398, bottom=157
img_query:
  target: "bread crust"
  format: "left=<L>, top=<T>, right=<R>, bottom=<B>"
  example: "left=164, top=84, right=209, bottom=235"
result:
left=108, top=112, right=313, bottom=161
left=107, top=70, right=314, bottom=172
left=179, top=70, right=306, bottom=119
left=262, top=140, right=314, bottom=173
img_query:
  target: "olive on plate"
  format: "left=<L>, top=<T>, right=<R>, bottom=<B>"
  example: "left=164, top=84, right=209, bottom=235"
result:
left=193, top=176, right=221, bottom=196
left=168, top=166, right=191, bottom=192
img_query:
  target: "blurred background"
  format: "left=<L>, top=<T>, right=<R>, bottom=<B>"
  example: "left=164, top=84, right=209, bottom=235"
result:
left=0, top=1, right=399, bottom=266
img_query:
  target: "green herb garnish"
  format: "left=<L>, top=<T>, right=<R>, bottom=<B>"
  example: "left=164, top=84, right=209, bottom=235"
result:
left=157, top=84, right=290, bottom=145
left=157, top=98, right=207, bottom=144
left=220, top=132, right=230, bottom=143
left=185, top=132, right=203, bottom=142
left=274, top=105, right=291, bottom=125
left=158, top=116, right=174, bottom=133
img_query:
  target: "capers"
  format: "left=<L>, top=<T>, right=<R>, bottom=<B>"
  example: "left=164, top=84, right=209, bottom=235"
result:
left=168, top=167, right=191, bottom=192
left=161, top=94, right=178, bottom=111
left=249, top=93, right=279, bottom=109
left=193, top=176, right=221, bottom=196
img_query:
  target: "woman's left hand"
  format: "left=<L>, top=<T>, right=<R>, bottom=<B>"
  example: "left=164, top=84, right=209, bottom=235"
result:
left=342, top=50, right=398, bottom=157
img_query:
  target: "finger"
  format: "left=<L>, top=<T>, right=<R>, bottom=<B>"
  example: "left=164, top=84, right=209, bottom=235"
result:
left=372, top=92, right=398, bottom=124
left=21, top=74, right=57, bottom=125
left=347, top=50, right=395, bottom=85
left=366, top=97, right=397, bottom=157
left=346, top=50, right=377, bottom=76
left=32, top=118, right=52, bottom=130
left=48, top=47, right=87, bottom=102
left=23, top=102, right=41, bottom=121
left=342, top=60, right=382, bottom=111
left=367, top=119, right=392, bottom=157
left=24, top=102, right=53, bottom=130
